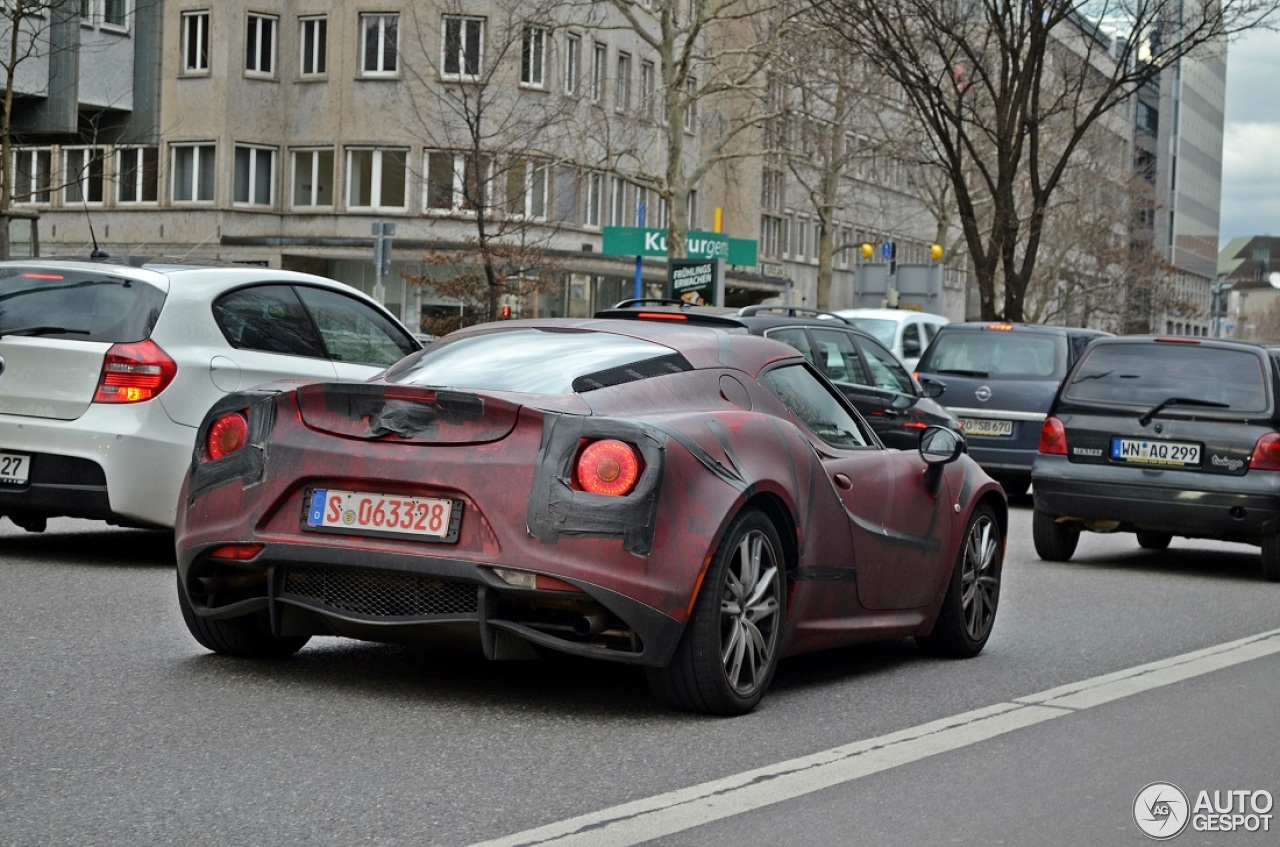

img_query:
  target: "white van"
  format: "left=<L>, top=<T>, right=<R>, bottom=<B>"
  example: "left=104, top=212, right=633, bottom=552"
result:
left=834, top=308, right=950, bottom=370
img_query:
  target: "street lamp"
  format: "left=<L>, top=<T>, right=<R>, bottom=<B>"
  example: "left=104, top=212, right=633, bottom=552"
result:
left=1210, top=281, right=1232, bottom=338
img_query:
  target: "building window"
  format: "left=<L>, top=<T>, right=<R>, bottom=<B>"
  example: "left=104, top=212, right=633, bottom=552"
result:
left=609, top=176, right=628, bottom=227
left=300, top=16, right=327, bottom=77
left=182, top=10, right=210, bottom=74
left=442, top=15, right=483, bottom=79
left=291, top=148, right=334, bottom=207
left=245, top=13, right=277, bottom=76
left=171, top=143, right=216, bottom=203
left=686, top=189, right=697, bottom=229
left=117, top=146, right=158, bottom=204
left=760, top=215, right=781, bottom=259
left=583, top=171, right=602, bottom=228
left=615, top=52, right=631, bottom=112
left=506, top=159, right=548, bottom=219
left=234, top=145, right=276, bottom=206
left=63, top=147, right=105, bottom=204
left=12, top=148, right=52, bottom=204
left=361, top=13, right=399, bottom=76
left=521, top=25, right=546, bottom=88
left=347, top=147, right=407, bottom=210
left=425, top=150, right=489, bottom=213
left=103, top=0, right=127, bottom=28
left=564, top=34, right=580, bottom=96
left=591, top=42, right=605, bottom=103
left=684, top=76, right=696, bottom=132
left=640, top=61, right=654, bottom=118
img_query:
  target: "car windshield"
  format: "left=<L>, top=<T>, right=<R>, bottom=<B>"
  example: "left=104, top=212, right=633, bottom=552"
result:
left=847, top=317, right=895, bottom=347
left=385, top=327, right=691, bottom=394
left=921, top=331, right=1065, bottom=379
left=1063, top=343, right=1269, bottom=413
left=0, top=266, right=165, bottom=342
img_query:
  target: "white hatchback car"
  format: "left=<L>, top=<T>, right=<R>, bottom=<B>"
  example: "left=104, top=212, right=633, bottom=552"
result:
left=0, top=258, right=421, bottom=531
left=834, top=307, right=950, bottom=370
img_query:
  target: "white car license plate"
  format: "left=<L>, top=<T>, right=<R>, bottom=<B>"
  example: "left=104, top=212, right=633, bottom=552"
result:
left=306, top=489, right=457, bottom=538
left=960, top=418, right=1014, bottom=438
left=1110, top=437, right=1201, bottom=467
left=0, top=452, right=30, bottom=485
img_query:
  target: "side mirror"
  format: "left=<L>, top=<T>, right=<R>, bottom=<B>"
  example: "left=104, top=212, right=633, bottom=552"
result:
left=919, top=425, right=966, bottom=496
left=917, top=376, right=946, bottom=399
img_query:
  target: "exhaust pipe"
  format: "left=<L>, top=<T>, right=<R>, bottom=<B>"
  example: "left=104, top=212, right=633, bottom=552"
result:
left=572, top=612, right=608, bottom=636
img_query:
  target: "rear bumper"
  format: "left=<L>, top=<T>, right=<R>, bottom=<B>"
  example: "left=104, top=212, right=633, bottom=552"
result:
left=1032, top=456, right=1280, bottom=540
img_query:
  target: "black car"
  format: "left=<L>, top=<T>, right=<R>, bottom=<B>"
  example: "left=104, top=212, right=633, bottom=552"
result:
left=914, top=321, right=1112, bottom=495
left=596, top=300, right=960, bottom=449
left=1031, top=335, right=1280, bottom=581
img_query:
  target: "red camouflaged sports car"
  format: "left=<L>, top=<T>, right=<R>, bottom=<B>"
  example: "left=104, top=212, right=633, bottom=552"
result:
left=174, top=317, right=1007, bottom=715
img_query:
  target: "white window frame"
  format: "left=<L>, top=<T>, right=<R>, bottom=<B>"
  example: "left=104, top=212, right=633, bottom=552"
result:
left=360, top=13, right=399, bottom=77
left=299, top=15, right=327, bottom=77
left=506, top=159, right=548, bottom=220
left=521, top=25, right=546, bottom=88
left=564, top=33, right=580, bottom=96
left=615, top=52, right=631, bottom=113
left=591, top=42, right=606, bottom=103
left=102, top=0, right=128, bottom=29
left=234, top=144, right=277, bottom=207
left=424, top=150, right=490, bottom=214
left=608, top=176, right=628, bottom=227
left=116, top=146, right=159, bottom=204
left=245, top=13, right=277, bottom=77
left=291, top=148, right=335, bottom=208
left=181, top=10, right=210, bottom=74
left=346, top=147, right=408, bottom=211
left=442, top=15, right=484, bottom=80
left=12, top=147, right=53, bottom=205
left=583, top=171, right=602, bottom=229
left=640, top=61, right=654, bottom=118
left=63, top=146, right=106, bottom=205
left=171, top=143, right=216, bottom=203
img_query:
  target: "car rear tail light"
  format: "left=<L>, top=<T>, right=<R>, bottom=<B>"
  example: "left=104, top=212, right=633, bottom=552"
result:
left=986, top=323, right=1014, bottom=331
left=1249, top=433, right=1280, bottom=471
left=574, top=439, right=643, bottom=496
left=208, top=543, right=264, bottom=561
left=205, top=412, right=249, bottom=461
left=1038, top=416, right=1068, bottom=455
left=92, top=340, right=177, bottom=403
left=635, top=311, right=688, bottom=321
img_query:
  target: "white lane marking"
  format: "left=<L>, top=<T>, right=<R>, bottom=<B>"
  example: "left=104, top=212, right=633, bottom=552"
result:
left=467, top=628, right=1280, bottom=847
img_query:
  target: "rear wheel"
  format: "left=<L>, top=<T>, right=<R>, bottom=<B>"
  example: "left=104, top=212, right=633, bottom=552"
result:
left=177, top=571, right=310, bottom=658
left=1136, top=531, right=1172, bottom=551
left=1262, top=535, right=1280, bottom=582
left=646, top=509, right=786, bottom=716
left=1033, top=510, right=1079, bottom=561
left=917, top=503, right=1002, bottom=657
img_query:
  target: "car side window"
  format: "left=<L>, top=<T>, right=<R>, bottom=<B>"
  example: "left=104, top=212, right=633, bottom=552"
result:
left=856, top=337, right=914, bottom=393
left=213, top=285, right=327, bottom=358
left=760, top=362, right=872, bottom=450
left=765, top=327, right=816, bottom=364
left=807, top=328, right=871, bottom=385
left=902, top=323, right=922, bottom=357
left=294, top=285, right=419, bottom=366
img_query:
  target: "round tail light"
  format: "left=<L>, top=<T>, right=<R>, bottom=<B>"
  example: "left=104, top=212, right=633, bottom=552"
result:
left=206, top=412, right=249, bottom=461
left=575, top=439, right=642, bottom=496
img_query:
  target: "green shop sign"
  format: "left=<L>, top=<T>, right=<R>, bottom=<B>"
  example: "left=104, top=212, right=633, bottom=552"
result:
left=602, top=227, right=757, bottom=266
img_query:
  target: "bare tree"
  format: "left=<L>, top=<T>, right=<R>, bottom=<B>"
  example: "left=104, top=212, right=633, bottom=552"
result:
left=814, top=0, right=1279, bottom=321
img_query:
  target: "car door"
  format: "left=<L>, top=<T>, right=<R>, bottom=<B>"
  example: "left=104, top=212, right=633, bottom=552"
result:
left=293, top=285, right=420, bottom=380
left=759, top=363, right=954, bottom=613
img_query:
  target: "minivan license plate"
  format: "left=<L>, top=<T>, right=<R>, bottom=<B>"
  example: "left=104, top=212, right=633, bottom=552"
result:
left=0, top=452, right=30, bottom=485
left=1110, top=437, right=1201, bottom=467
left=960, top=418, right=1014, bottom=438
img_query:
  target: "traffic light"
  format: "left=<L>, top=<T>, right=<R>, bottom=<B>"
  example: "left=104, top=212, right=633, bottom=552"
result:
left=501, top=305, right=512, bottom=319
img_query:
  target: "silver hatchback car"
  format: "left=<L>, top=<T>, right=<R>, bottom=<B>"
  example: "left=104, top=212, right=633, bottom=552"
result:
left=0, top=258, right=420, bottom=531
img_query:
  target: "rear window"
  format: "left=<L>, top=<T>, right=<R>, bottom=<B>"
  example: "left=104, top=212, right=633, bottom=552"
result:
left=1062, top=343, right=1269, bottom=413
left=0, top=266, right=165, bottom=342
left=385, top=327, right=691, bottom=394
left=920, top=330, right=1066, bottom=379
left=846, top=317, right=895, bottom=347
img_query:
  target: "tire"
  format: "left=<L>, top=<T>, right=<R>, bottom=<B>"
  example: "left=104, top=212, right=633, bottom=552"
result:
left=1262, top=535, right=1280, bottom=582
left=646, top=509, right=786, bottom=715
left=917, top=503, right=1002, bottom=658
left=176, top=571, right=310, bottom=659
left=1033, top=509, right=1079, bottom=561
left=1136, top=531, right=1172, bottom=551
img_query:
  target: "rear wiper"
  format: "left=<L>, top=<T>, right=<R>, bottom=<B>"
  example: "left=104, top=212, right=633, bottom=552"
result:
left=1138, top=396, right=1230, bottom=426
left=935, top=368, right=988, bottom=377
left=0, top=326, right=91, bottom=339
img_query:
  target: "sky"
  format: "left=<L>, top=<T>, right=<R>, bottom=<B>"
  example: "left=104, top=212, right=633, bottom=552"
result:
left=1219, top=27, right=1280, bottom=246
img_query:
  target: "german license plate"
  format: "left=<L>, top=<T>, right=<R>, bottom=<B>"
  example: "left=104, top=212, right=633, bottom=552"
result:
left=306, top=489, right=459, bottom=539
left=0, top=452, right=30, bottom=485
left=960, top=418, right=1014, bottom=438
left=1110, top=437, right=1201, bottom=467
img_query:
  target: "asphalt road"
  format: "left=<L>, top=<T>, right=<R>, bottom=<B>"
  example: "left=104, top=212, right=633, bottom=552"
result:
left=3, top=500, right=1278, bottom=847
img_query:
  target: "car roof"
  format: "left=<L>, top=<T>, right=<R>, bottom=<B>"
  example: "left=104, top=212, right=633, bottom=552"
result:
left=1090, top=335, right=1273, bottom=352
left=937, top=320, right=1111, bottom=338
left=836, top=307, right=948, bottom=323
left=594, top=298, right=883, bottom=337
